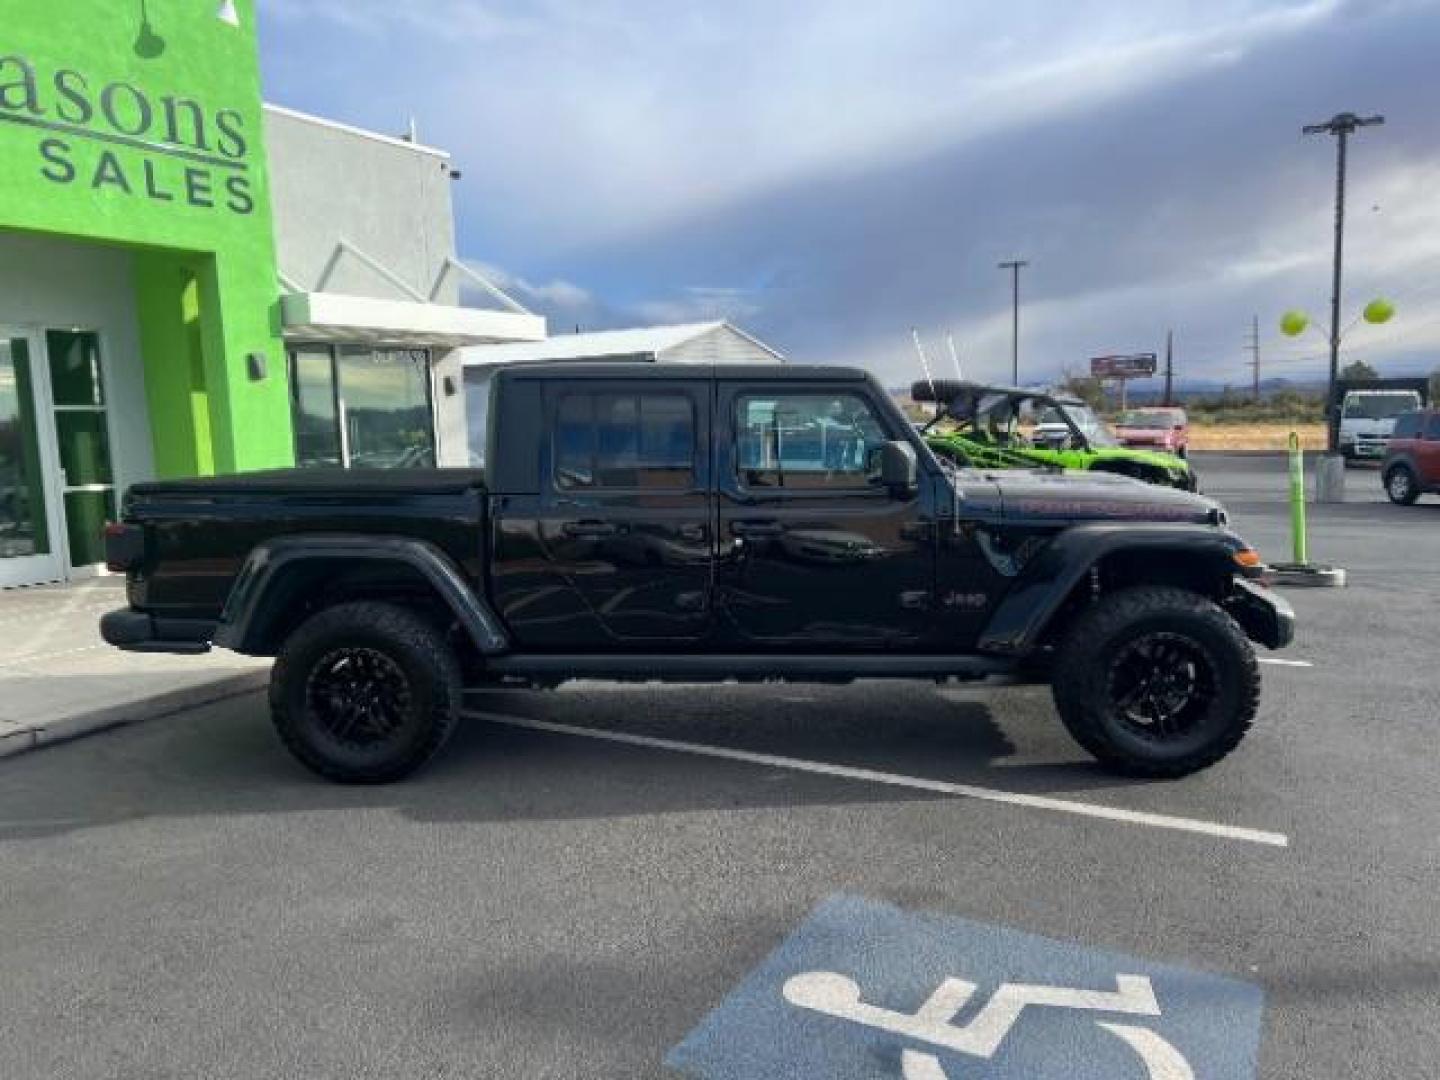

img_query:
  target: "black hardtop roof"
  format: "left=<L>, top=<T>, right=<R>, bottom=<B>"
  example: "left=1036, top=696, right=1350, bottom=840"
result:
left=495, top=361, right=871, bottom=382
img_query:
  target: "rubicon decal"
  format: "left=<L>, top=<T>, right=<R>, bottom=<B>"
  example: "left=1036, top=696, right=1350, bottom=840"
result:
left=0, top=52, right=254, bottom=214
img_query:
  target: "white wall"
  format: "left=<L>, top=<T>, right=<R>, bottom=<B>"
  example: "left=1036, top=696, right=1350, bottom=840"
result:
left=0, top=230, right=154, bottom=496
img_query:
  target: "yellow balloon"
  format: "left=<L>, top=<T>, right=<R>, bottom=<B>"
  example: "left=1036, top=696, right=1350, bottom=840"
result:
left=1280, top=310, right=1309, bottom=337
left=1363, top=298, right=1395, bottom=324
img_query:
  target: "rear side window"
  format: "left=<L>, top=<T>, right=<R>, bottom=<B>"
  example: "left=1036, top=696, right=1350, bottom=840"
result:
left=554, top=392, right=695, bottom=490
left=1391, top=412, right=1422, bottom=439
left=1426, top=414, right=1440, bottom=440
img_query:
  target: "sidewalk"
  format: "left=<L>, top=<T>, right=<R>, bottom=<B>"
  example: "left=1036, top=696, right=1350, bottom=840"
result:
left=0, top=579, right=268, bottom=760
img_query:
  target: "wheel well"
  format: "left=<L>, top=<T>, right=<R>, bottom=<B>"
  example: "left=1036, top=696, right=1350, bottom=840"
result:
left=244, top=560, right=458, bottom=656
left=1037, top=547, right=1230, bottom=650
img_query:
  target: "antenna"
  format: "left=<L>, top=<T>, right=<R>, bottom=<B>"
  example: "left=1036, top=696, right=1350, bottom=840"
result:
left=911, top=327, right=937, bottom=405
left=946, top=333, right=963, bottom=382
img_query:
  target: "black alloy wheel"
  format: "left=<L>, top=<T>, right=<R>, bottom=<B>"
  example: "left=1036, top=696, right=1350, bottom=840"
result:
left=1106, top=632, right=1216, bottom=742
left=305, top=646, right=414, bottom=749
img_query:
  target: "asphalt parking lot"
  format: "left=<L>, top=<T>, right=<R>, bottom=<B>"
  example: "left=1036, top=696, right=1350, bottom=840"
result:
left=1, top=453, right=1436, bottom=1079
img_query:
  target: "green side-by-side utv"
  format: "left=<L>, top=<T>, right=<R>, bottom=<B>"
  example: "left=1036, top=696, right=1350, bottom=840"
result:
left=913, top=380, right=1197, bottom=491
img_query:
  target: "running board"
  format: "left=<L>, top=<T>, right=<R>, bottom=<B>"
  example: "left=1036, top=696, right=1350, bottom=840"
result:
left=483, top=654, right=1019, bottom=684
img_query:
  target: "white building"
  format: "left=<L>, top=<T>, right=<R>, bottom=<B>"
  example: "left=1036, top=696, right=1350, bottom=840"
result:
left=461, top=321, right=784, bottom=464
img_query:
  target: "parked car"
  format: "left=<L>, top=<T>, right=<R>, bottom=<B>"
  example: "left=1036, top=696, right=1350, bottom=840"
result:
left=916, top=382, right=1196, bottom=491
left=100, top=362, right=1290, bottom=783
left=1114, top=407, right=1190, bottom=459
left=1380, top=409, right=1440, bottom=504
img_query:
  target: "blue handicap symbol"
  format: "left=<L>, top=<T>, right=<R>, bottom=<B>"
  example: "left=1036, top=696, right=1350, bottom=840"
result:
left=667, top=894, right=1264, bottom=1079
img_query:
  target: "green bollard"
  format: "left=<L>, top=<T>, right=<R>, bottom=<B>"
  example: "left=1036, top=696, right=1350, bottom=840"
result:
left=1272, top=431, right=1344, bottom=586
left=1288, top=431, right=1307, bottom=565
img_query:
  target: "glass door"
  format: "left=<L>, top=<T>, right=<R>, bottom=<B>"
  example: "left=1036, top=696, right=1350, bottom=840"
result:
left=0, top=329, right=65, bottom=588
left=46, top=331, right=116, bottom=570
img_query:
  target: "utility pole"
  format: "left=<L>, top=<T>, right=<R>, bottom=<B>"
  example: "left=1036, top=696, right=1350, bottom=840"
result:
left=1303, top=112, right=1384, bottom=452
left=1163, top=330, right=1174, bottom=406
left=997, top=259, right=1028, bottom=385
left=1245, top=315, right=1261, bottom=401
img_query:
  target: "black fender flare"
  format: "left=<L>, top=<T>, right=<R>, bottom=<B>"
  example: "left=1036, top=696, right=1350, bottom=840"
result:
left=978, top=523, right=1252, bottom=655
left=213, top=534, right=509, bottom=656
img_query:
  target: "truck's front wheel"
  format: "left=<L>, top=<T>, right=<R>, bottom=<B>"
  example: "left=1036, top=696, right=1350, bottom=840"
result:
left=270, top=601, right=460, bottom=783
left=1051, top=587, right=1258, bottom=778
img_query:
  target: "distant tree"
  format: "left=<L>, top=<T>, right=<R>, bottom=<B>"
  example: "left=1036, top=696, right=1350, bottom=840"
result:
left=1059, top=373, right=1106, bottom=410
left=1340, top=359, right=1379, bottom=381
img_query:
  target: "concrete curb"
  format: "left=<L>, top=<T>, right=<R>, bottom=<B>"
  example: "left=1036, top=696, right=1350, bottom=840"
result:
left=0, top=670, right=269, bottom=762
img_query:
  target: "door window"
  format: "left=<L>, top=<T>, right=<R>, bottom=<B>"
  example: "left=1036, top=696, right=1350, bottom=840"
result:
left=735, top=391, right=888, bottom=490
left=1426, top=414, right=1440, bottom=440
left=554, top=391, right=695, bottom=490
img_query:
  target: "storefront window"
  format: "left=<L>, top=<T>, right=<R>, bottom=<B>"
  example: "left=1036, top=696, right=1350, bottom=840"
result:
left=287, top=346, right=436, bottom=469
left=290, top=347, right=343, bottom=468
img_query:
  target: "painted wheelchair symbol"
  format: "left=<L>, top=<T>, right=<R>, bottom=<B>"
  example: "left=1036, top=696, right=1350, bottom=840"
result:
left=783, top=969, right=1195, bottom=1079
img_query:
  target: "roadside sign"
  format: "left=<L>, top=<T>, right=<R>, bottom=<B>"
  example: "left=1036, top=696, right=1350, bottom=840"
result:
left=667, top=894, right=1264, bottom=1079
left=1091, top=354, right=1158, bottom=378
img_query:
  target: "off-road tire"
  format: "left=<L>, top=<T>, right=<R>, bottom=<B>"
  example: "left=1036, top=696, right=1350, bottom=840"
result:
left=1384, top=464, right=1421, bottom=505
left=1052, top=587, right=1258, bottom=778
left=270, top=601, right=460, bottom=783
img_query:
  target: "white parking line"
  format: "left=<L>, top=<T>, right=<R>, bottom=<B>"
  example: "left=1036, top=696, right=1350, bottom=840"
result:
left=1258, top=658, right=1313, bottom=668
left=474, top=714, right=1289, bottom=849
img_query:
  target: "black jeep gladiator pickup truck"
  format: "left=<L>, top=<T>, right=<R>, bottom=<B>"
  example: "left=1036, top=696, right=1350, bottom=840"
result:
left=100, top=362, right=1293, bottom=783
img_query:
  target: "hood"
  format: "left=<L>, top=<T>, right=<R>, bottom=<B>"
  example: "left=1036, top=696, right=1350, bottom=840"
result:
left=1088, top=446, right=1188, bottom=473
left=953, top=468, right=1222, bottom=524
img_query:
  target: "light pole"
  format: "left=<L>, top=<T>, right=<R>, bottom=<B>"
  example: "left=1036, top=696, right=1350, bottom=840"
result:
left=1302, top=112, right=1384, bottom=452
left=998, top=259, right=1028, bottom=385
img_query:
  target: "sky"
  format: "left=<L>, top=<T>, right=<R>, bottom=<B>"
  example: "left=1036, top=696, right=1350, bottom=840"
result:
left=256, top=0, right=1440, bottom=388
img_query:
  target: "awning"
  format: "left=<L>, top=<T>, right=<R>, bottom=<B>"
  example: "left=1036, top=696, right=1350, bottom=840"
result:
left=281, top=291, right=546, bottom=349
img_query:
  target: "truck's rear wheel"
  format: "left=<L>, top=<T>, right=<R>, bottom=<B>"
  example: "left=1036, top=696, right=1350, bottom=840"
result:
left=1051, top=587, right=1258, bottom=778
left=270, top=601, right=460, bottom=783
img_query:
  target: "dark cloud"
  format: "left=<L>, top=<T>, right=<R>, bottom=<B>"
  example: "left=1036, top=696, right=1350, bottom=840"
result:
left=530, top=0, right=1440, bottom=383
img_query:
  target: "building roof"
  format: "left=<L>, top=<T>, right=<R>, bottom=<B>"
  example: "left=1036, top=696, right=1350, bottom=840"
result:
left=461, top=321, right=783, bottom=366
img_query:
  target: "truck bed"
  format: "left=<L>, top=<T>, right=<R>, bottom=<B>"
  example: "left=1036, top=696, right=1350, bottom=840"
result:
left=122, top=469, right=490, bottom=622
left=128, top=468, right=488, bottom=498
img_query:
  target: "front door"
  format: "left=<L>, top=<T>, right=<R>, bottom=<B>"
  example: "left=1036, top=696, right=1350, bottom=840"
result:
left=0, top=328, right=66, bottom=589
left=714, top=382, right=937, bottom=649
left=46, top=330, right=117, bottom=571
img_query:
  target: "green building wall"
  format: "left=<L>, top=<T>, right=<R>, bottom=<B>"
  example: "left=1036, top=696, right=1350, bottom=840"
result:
left=0, top=0, right=293, bottom=475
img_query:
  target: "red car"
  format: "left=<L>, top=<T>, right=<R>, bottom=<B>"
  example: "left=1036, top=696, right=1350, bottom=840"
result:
left=1113, top=407, right=1190, bottom=458
left=1381, top=409, right=1440, bottom=504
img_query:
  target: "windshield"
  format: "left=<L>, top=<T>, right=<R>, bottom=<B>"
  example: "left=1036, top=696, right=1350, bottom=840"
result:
left=1343, top=393, right=1421, bottom=420
left=1034, top=404, right=1118, bottom=447
left=1118, top=409, right=1180, bottom=428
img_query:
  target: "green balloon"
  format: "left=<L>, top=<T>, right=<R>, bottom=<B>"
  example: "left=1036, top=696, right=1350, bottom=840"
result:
left=1280, top=310, right=1309, bottom=337
left=1363, top=298, right=1395, bottom=324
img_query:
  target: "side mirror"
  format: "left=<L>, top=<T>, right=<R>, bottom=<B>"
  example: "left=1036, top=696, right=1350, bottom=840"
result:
left=879, top=440, right=918, bottom=496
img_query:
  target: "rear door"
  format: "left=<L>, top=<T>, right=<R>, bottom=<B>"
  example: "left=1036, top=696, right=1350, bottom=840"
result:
left=490, top=376, right=714, bottom=648
left=713, top=380, right=938, bottom=649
